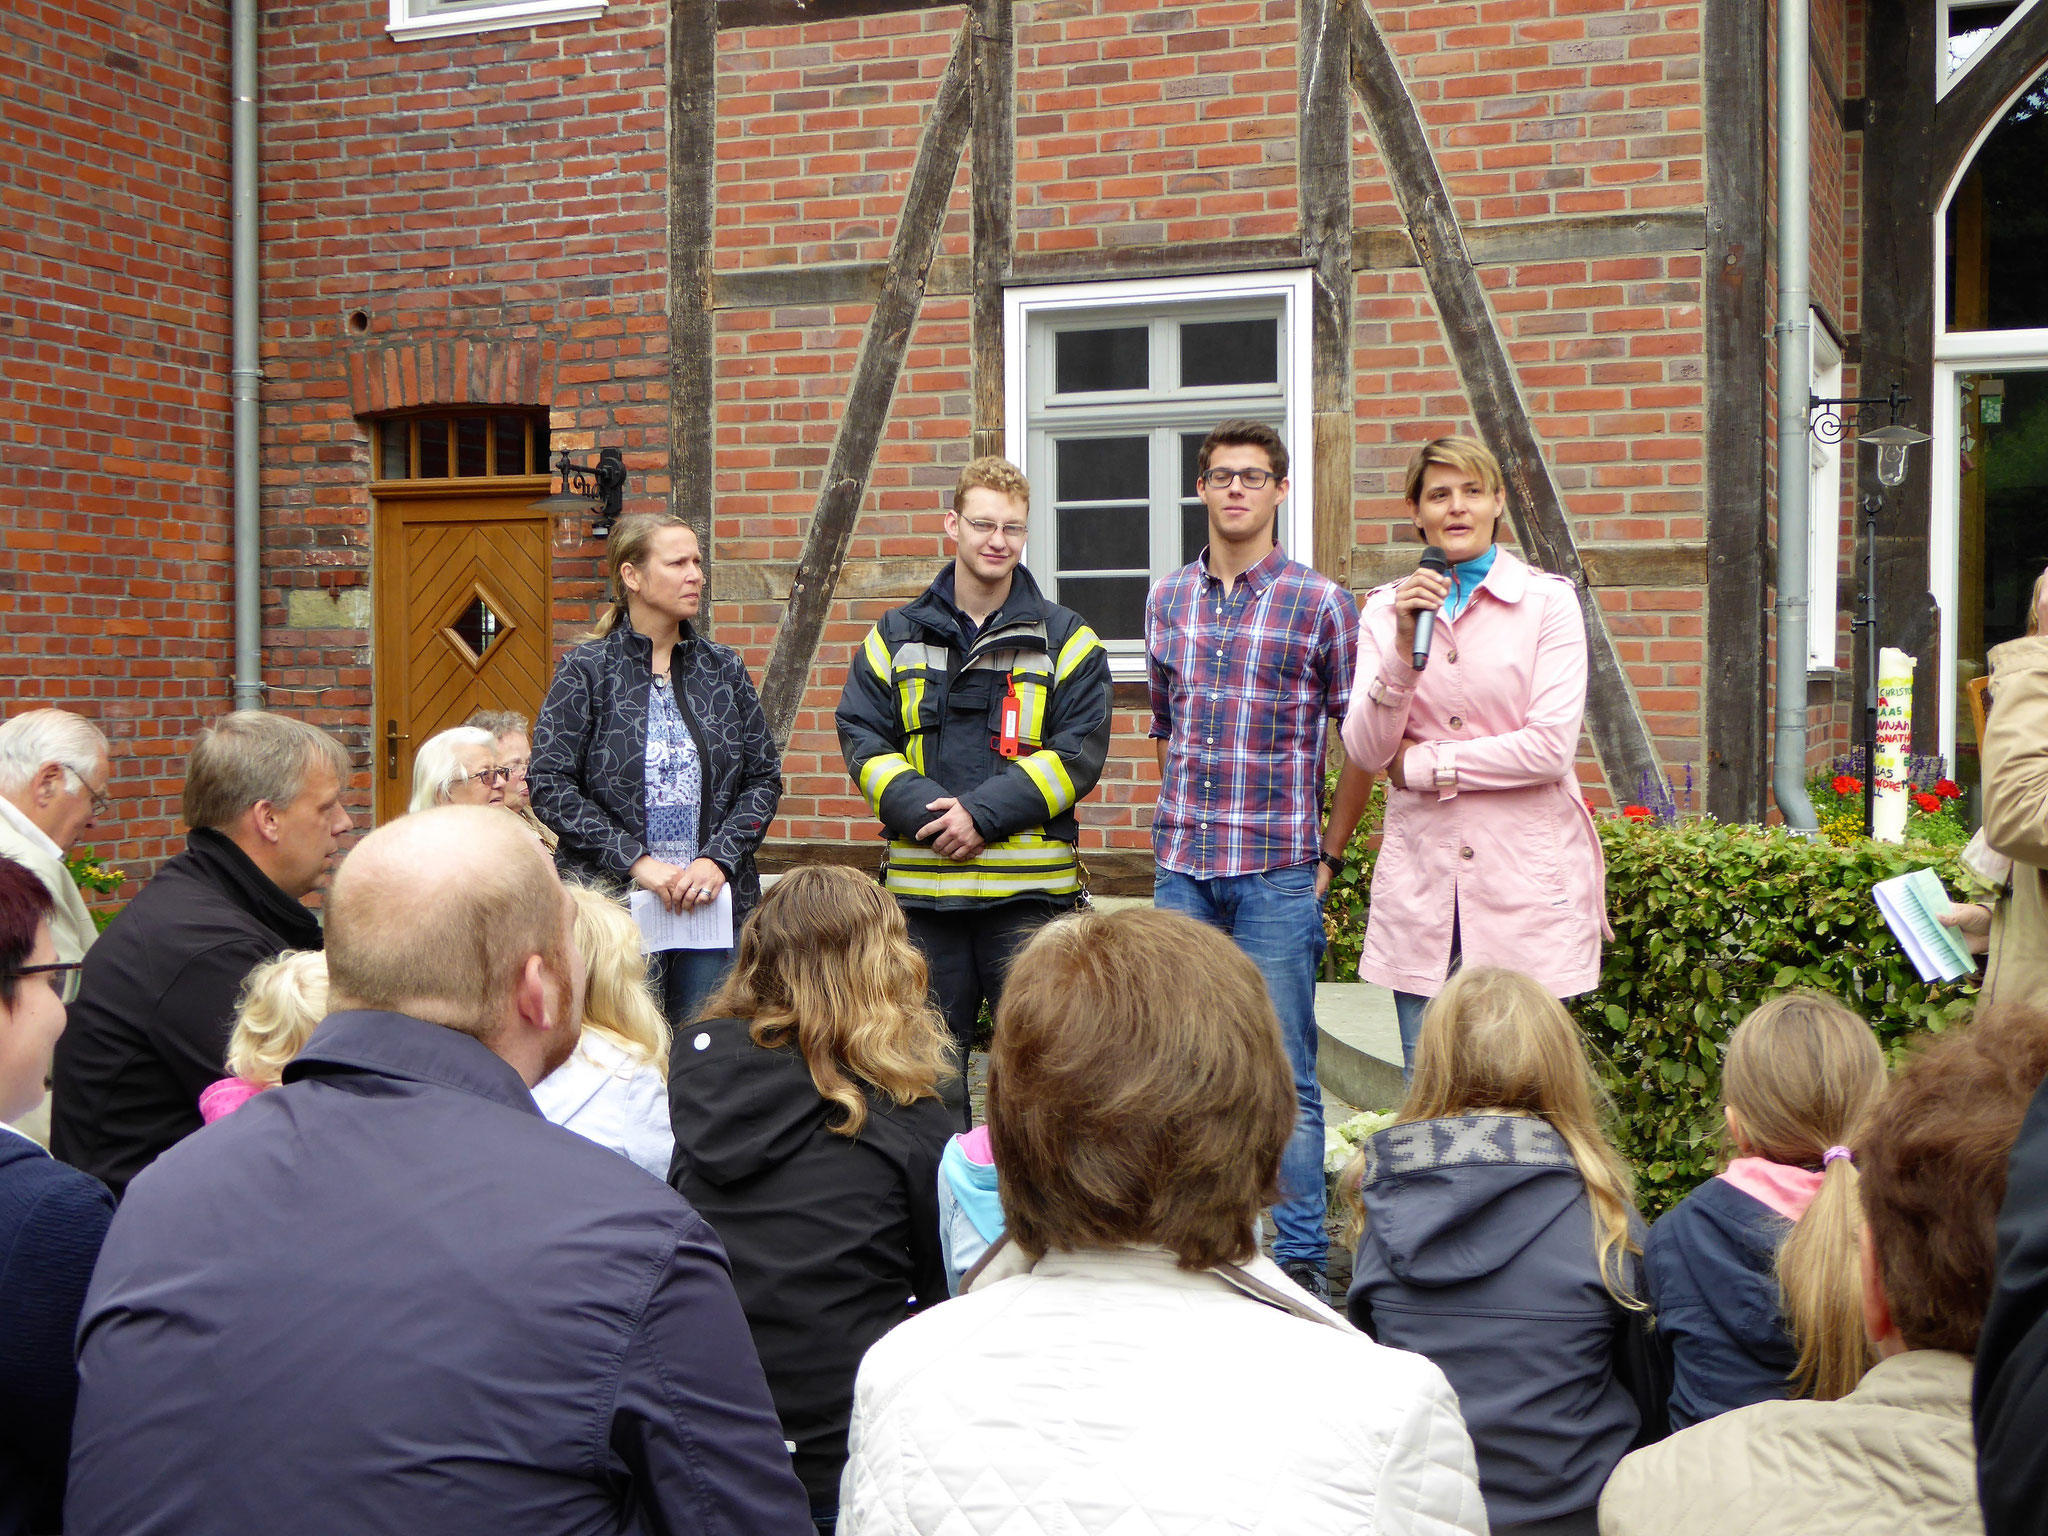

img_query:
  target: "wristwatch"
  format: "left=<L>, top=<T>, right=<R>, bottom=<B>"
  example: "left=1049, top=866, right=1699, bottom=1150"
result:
left=1318, top=850, right=1346, bottom=876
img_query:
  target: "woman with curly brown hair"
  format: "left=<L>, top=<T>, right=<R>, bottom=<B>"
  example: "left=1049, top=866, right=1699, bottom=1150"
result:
left=667, top=864, right=955, bottom=1534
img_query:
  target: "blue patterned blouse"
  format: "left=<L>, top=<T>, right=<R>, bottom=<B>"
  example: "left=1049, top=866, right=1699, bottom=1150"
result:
left=643, top=678, right=702, bottom=866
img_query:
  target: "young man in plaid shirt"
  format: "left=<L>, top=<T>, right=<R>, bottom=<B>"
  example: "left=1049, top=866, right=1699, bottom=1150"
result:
left=1146, top=419, right=1375, bottom=1300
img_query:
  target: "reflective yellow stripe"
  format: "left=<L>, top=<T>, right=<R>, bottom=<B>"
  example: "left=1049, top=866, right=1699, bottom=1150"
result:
left=857, top=753, right=914, bottom=812
left=883, top=834, right=1079, bottom=900
left=1017, top=748, right=1076, bottom=817
left=1055, top=624, right=1103, bottom=683
left=906, top=730, right=926, bottom=774
left=862, top=627, right=891, bottom=681
left=1015, top=678, right=1048, bottom=746
left=897, top=673, right=924, bottom=735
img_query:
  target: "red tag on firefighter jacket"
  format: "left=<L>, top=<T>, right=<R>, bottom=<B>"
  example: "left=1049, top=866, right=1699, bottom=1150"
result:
left=998, top=675, right=1022, bottom=759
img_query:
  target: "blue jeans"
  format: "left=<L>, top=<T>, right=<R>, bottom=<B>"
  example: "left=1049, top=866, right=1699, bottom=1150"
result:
left=1394, top=912, right=1461, bottom=1083
left=656, top=946, right=734, bottom=1030
left=1154, top=862, right=1328, bottom=1271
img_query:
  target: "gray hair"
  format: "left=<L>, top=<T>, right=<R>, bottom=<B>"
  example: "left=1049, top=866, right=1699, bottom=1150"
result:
left=409, top=728, right=498, bottom=814
left=462, top=709, right=530, bottom=741
left=0, top=710, right=111, bottom=797
left=182, top=712, right=352, bottom=831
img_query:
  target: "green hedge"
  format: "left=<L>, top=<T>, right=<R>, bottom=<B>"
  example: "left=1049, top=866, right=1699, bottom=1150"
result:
left=1320, top=797, right=1980, bottom=1216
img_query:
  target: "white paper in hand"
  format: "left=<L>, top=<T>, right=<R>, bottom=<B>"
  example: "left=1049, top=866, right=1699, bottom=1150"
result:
left=1871, top=868, right=1977, bottom=984
left=629, top=886, right=734, bottom=953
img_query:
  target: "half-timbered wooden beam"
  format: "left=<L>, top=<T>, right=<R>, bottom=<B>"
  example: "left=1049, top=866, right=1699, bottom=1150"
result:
left=756, top=21, right=975, bottom=746
left=669, top=0, right=717, bottom=610
left=1302, top=0, right=1355, bottom=582
left=1932, top=4, right=2048, bottom=192
left=1347, top=1, right=1664, bottom=801
left=1701, top=0, right=1769, bottom=820
left=970, top=0, right=1014, bottom=462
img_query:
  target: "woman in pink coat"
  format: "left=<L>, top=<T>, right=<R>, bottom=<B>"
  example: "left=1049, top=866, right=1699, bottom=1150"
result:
left=1342, top=437, right=1608, bottom=1075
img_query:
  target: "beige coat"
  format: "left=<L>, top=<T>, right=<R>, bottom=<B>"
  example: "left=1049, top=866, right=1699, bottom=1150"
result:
left=1598, top=1350, right=1981, bottom=1536
left=1982, top=634, right=2048, bottom=1009
left=0, top=797, right=98, bottom=963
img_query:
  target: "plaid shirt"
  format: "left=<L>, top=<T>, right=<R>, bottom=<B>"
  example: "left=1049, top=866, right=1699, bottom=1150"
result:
left=1146, top=545, right=1359, bottom=878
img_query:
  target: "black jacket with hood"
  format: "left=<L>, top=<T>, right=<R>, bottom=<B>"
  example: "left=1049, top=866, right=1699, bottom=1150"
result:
left=51, top=827, right=324, bottom=1198
left=1345, top=1113, right=1654, bottom=1529
left=668, top=1015, right=954, bottom=1508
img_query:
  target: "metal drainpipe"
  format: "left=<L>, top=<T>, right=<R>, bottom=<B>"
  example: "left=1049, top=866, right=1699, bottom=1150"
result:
left=230, top=0, right=264, bottom=712
left=1770, top=0, right=1819, bottom=831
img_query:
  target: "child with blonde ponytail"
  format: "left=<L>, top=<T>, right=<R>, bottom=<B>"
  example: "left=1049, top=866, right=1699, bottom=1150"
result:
left=1642, top=992, right=1886, bottom=1429
left=1342, top=967, right=1656, bottom=1536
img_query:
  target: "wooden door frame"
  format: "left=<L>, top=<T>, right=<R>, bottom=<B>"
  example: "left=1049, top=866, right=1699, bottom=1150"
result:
left=371, top=476, right=551, bottom=825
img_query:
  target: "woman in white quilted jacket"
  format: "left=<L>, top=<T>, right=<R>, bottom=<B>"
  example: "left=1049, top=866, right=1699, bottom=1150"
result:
left=837, top=906, right=1489, bottom=1536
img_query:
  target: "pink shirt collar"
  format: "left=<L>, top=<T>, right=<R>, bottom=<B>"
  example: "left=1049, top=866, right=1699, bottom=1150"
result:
left=1717, top=1156, right=1825, bottom=1221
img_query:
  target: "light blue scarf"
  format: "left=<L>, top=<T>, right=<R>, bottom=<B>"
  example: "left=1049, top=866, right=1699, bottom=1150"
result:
left=1442, top=543, right=1498, bottom=622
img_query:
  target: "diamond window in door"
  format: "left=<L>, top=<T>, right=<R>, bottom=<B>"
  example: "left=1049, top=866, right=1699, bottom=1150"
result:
left=442, top=583, right=518, bottom=669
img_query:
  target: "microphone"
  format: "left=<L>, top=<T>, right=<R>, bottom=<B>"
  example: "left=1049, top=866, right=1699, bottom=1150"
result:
left=1412, top=546, right=1450, bottom=670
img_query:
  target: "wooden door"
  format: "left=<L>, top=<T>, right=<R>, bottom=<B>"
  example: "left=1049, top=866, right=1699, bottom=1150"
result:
left=373, top=491, right=554, bottom=823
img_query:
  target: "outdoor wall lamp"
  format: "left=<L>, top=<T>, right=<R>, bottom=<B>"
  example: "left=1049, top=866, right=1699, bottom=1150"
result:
left=1808, top=381, right=1931, bottom=835
left=529, top=447, right=626, bottom=540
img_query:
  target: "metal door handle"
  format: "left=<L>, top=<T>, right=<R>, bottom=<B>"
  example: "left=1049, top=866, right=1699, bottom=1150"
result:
left=385, top=719, right=410, bottom=779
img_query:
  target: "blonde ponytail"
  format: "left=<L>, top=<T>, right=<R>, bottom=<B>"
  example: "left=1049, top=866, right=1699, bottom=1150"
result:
left=584, top=512, right=694, bottom=642
left=1777, top=1149, right=1872, bottom=1398
left=1722, top=992, right=1887, bottom=1399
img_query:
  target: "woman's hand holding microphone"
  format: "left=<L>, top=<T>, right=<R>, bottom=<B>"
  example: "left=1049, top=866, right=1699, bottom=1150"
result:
left=1385, top=557, right=1453, bottom=792
left=631, top=854, right=729, bottom=913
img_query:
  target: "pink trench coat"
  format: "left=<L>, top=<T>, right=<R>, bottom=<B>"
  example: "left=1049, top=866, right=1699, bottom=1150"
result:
left=1340, top=547, right=1610, bottom=998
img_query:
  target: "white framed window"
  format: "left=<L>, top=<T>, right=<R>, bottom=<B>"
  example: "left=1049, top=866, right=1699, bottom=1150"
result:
left=1003, top=271, right=1314, bottom=675
left=387, top=0, right=604, bottom=43
left=1941, top=0, right=2032, bottom=94
left=1808, top=318, right=1844, bottom=671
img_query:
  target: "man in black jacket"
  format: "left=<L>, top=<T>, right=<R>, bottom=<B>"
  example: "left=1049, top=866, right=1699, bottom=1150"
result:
left=836, top=457, right=1112, bottom=1120
left=66, top=805, right=814, bottom=1536
left=51, top=711, right=352, bottom=1196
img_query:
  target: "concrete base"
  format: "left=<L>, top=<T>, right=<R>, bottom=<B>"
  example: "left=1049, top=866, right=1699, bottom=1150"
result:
left=1314, top=983, right=1406, bottom=1110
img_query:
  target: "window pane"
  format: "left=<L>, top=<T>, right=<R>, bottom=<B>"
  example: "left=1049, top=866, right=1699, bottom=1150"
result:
left=531, top=413, right=550, bottom=470
left=1181, top=503, right=1209, bottom=565
left=1180, top=319, right=1278, bottom=387
left=1056, top=436, right=1149, bottom=502
left=1180, top=431, right=1206, bottom=495
left=1058, top=576, right=1149, bottom=642
left=418, top=417, right=449, bottom=478
left=1054, top=327, right=1148, bottom=394
left=1946, top=70, right=2048, bottom=331
left=456, top=416, right=489, bottom=477
left=380, top=423, right=408, bottom=480
left=1951, top=1, right=2018, bottom=71
left=495, top=415, right=527, bottom=475
left=1057, top=506, right=1148, bottom=571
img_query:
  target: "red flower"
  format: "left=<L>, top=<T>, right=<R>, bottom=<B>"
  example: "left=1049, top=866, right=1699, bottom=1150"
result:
left=1831, top=774, right=1862, bottom=795
left=1912, top=791, right=1941, bottom=814
left=1934, top=779, right=1961, bottom=799
left=1621, top=805, right=1654, bottom=822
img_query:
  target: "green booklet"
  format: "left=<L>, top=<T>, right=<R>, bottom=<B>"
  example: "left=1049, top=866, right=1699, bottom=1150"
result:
left=1872, top=867, right=1978, bottom=984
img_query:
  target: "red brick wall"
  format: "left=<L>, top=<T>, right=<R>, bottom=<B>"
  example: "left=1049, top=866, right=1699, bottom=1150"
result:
left=256, top=0, right=673, bottom=827
left=1, top=0, right=234, bottom=894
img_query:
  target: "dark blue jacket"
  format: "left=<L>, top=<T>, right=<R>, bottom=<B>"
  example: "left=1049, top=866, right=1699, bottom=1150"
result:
left=0, top=1132, right=112, bottom=1536
left=1642, top=1173, right=1797, bottom=1429
left=66, top=1010, right=813, bottom=1536
left=532, top=618, right=782, bottom=921
left=1346, top=1114, right=1646, bottom=1527
left=1976, top=1074, right=2048, bottom=1536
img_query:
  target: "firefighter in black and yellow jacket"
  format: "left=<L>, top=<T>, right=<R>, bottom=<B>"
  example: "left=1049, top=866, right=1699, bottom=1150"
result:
left=836, top=458, right=1111, bottom=1122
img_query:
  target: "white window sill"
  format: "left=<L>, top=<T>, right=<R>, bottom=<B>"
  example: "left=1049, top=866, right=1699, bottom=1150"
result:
left=387, top=0, right=604, bottom=42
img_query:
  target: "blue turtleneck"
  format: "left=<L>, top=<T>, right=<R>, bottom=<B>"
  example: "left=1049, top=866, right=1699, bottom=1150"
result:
left=1442, top=543, right=1498, bottom=622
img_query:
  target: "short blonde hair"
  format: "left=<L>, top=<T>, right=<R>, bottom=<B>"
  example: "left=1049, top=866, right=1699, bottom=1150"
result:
left=1346, top=967, right=1642, bottom=1304
left=987, top=907, right=1295, bottom=1271
left=952, top=456, right=1030, bottom=514
left=409, top=727, right=497, bottom=813
left=569, top=885, right=670, bottom=1081
left=226, top=950, right=330, bottom=1085
left=183, top=712, right=351, bottom=831
left=702, top=865, right=952, bottom=1136
left=1402, top=435, right=1507, bottom=508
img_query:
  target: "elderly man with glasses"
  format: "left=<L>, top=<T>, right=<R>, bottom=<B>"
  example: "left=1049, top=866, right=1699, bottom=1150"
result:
left=836, top=456, right=1111, bottom=1128
left=0, top=709, right=115, bottom=969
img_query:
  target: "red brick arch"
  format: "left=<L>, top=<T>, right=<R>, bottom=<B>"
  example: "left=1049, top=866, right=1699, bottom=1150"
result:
left=345, top=337, right=558, bottom=417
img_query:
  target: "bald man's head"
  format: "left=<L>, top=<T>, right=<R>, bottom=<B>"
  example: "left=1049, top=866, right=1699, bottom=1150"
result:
left=326, top=806, right=574, bottom=1041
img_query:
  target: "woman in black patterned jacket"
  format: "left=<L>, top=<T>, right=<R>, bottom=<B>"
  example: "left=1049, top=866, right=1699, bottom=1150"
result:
left=532, top=513, right=783, bottom=1026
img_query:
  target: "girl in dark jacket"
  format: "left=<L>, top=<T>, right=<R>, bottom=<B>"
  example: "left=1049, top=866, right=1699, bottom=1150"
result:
left=1643, top=992, right=1886, bottom=1425
left=531, top=513, right=782, bottom=1026
left=1341, top=966, right=1657, bottom=1536
left=669, top=865, right=956, bottom=1535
